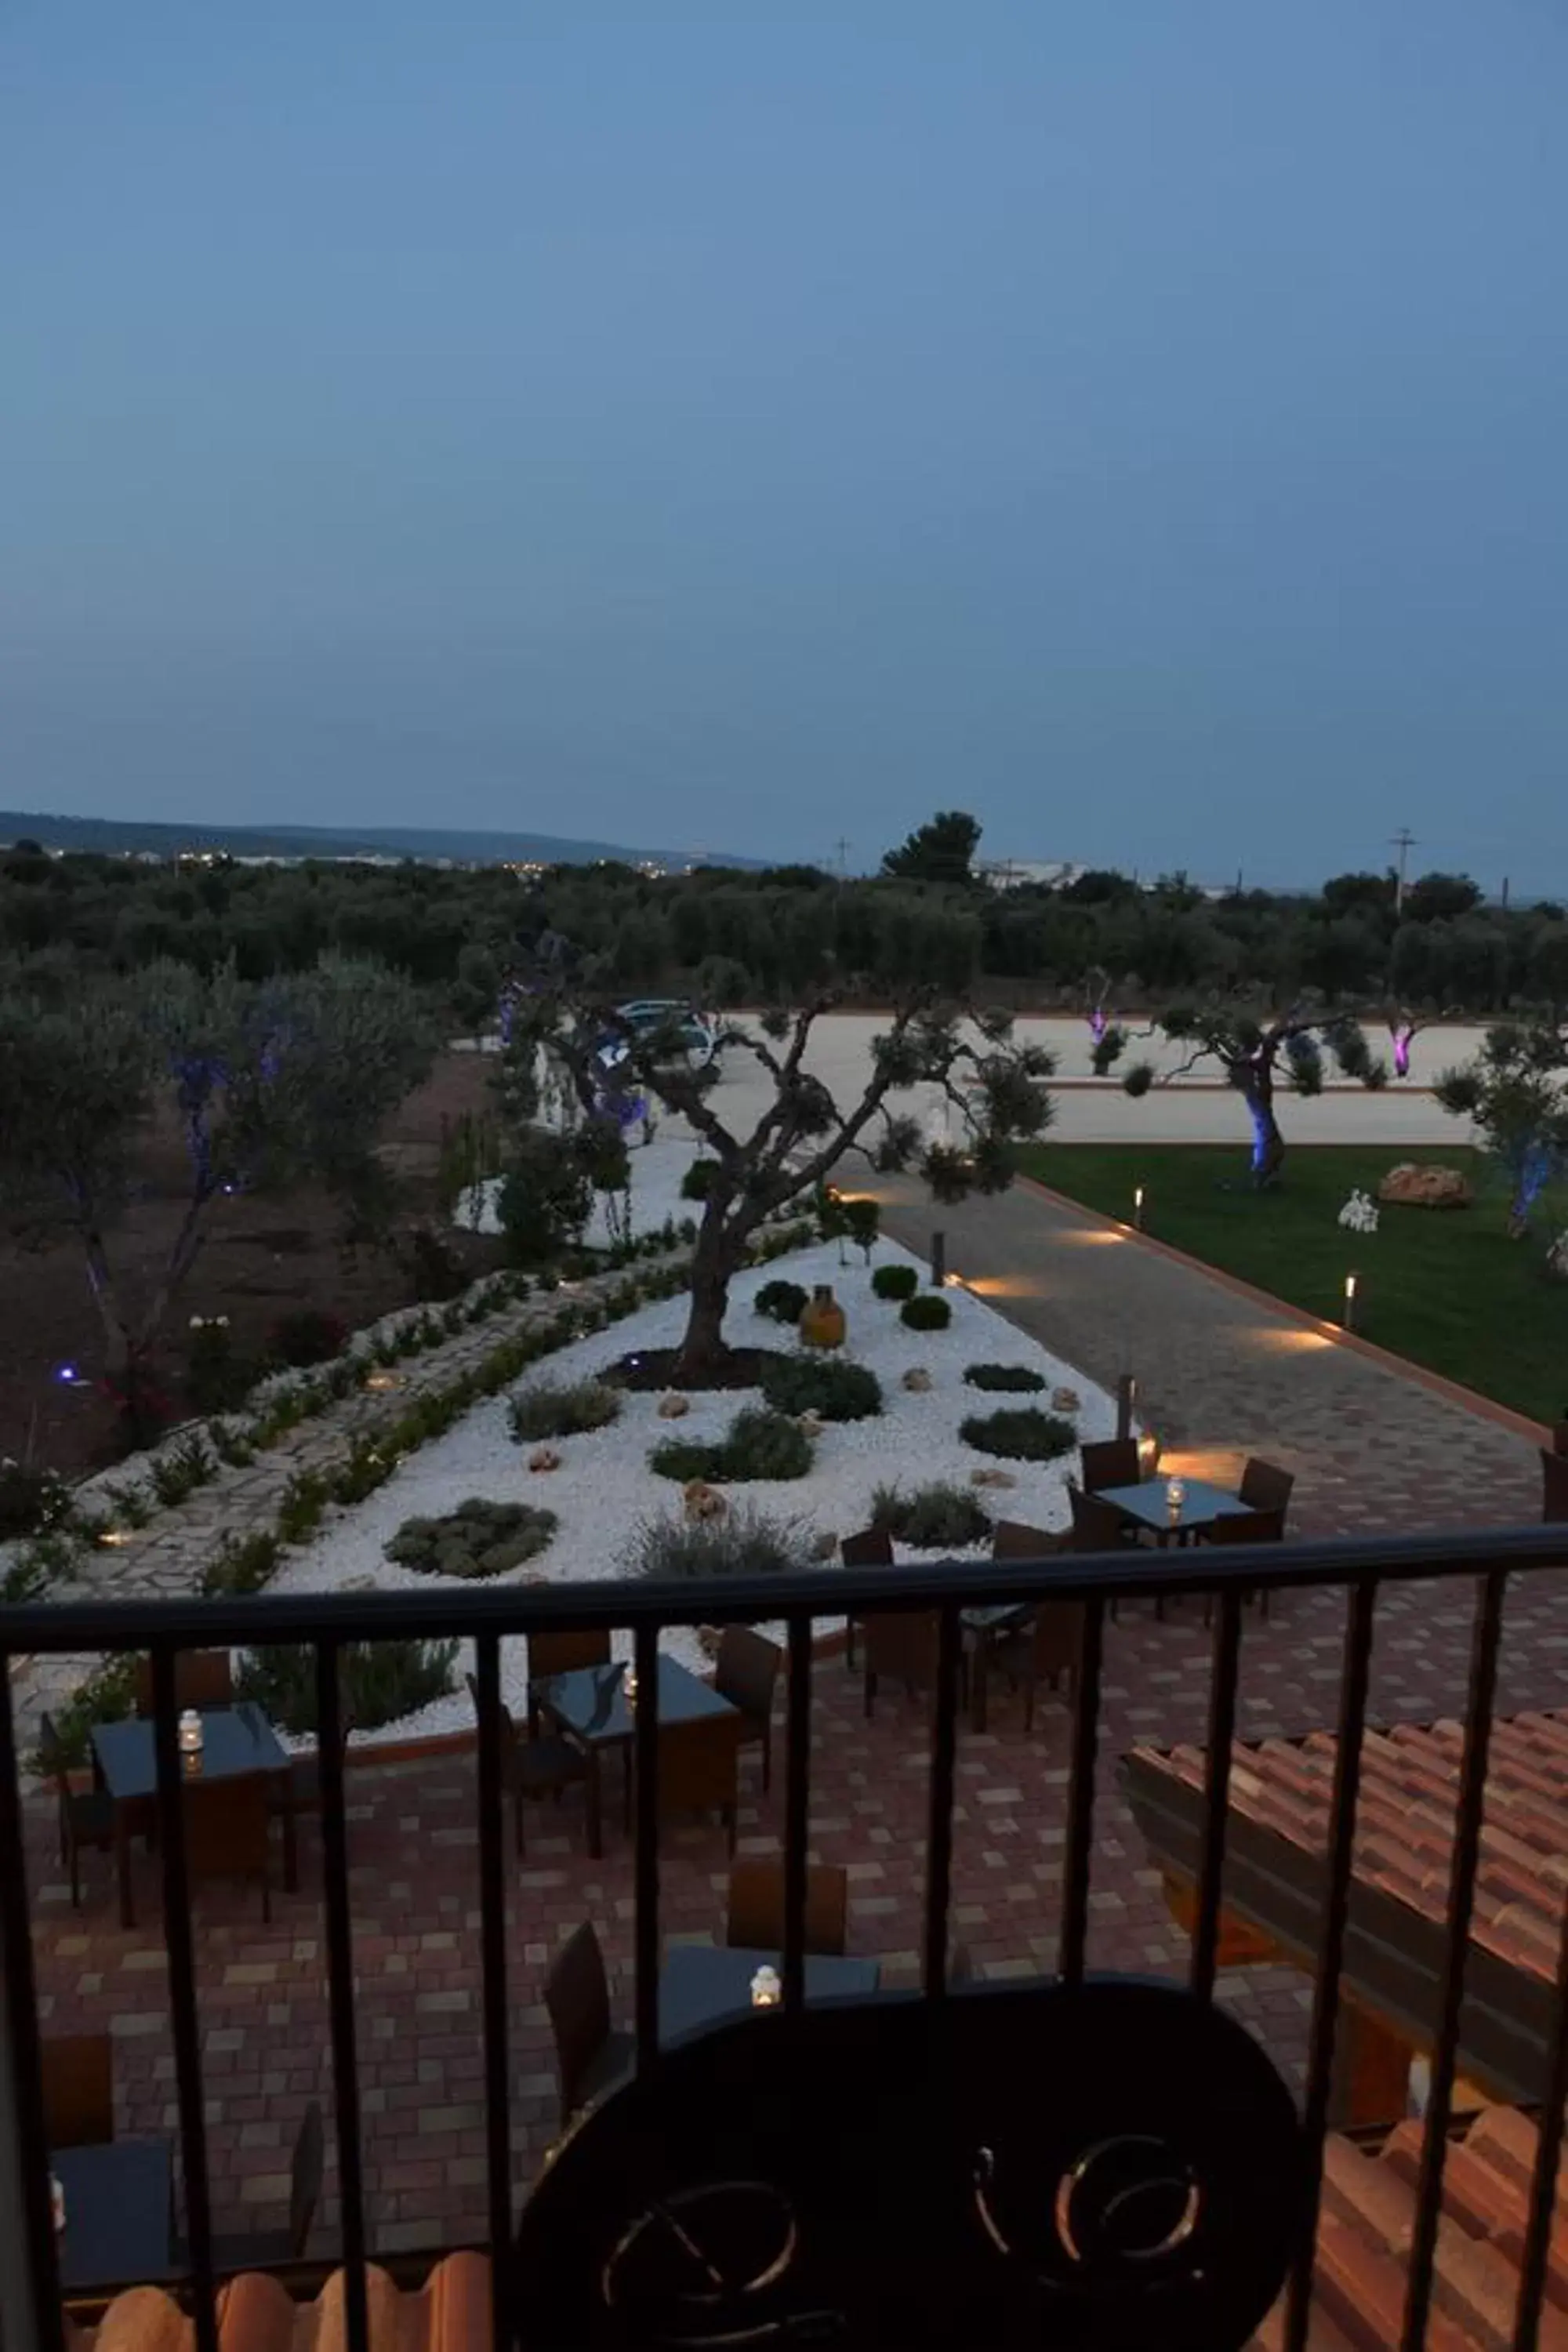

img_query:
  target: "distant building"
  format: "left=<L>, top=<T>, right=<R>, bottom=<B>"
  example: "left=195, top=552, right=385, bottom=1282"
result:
left=976, top=859, right=1089, bottom=892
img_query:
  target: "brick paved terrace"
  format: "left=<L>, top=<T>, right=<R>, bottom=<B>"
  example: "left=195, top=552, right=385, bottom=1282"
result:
left=25, top=1519, right=1568, bottom=2256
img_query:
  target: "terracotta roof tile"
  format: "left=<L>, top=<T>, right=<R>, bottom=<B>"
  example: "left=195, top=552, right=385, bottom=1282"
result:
left=74, top=2257, right=489, bottom=2352
left=1249, top=2108, right=1568, bottom=2350
left=1134, top=1711, right=1568, bottom=1984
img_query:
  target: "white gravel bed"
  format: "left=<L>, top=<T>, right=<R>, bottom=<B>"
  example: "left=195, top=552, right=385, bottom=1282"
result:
left=267, top=1239, right=1117, bottom=1746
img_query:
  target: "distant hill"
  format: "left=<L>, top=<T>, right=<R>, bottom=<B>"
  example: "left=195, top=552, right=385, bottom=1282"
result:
left=0, top=809, right=764, bottom=869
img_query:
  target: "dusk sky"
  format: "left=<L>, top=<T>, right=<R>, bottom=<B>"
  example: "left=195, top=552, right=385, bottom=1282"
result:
left=7, top=2, right=1568, bottom=885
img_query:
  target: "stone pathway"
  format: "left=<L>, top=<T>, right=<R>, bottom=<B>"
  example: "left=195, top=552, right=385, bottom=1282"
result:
left=17, top=1171, right=1566, bottom=2263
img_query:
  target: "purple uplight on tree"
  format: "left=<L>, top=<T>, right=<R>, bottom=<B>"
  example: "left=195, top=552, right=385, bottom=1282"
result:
left=1389, top=1020, right=1415, bottom=1079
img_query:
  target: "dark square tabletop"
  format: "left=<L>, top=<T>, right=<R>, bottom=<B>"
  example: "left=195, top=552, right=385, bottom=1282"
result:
left=53, top=2138, right=174, bottom=2292
left=92, top=1703, right=289, bottom=1803
left=1099, top=1478, right=1252, bottom=1537
left=659, top=1944, right=882, bottom=2044
left=535, top=1657, right=737, bottom=1750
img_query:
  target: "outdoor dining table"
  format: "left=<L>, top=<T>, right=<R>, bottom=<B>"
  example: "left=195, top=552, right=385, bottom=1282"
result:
left=960, top=1602, right=1035, bottom=1736
left=659, top=1945, right=883, bottom=2045
left=90, top=1702, right=292, bottom=1928
left=1098, top=1479, right=1254, bottom=1548
left=532, top=1657, right=739, bottom=1858
left=53, top=2137, right=175, bottom=2294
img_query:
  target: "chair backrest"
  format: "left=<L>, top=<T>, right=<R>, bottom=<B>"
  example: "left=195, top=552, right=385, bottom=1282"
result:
left=1543, top=1449, right=1568, bottom=1524
left=135, top=1650, right=234, bottom=1719
left=466, top=1670, right=520, bottom=1763
left=713, top=1627, right=782, bottom=1722
left=183, top=1772, right=269, bottom=1888
left=37, top=1711, right=71, bottom=1803
left=659, top=1716, right=742, bottom=1823
left=1239, top=1457, right=1295, bottom=1515
left=289, top=2103, right=325, bottom=2255
left=545, top=1923, right=613, bottom=2114
left=725, top=1859, right=849, bottom=1958
left=41, top=2033, right=114, bottom=2150
left=1032, top=1600, right=1087, bottom=1683
left=862, top=1609, right=941, bottom=1688
left=1079, top=1439, right=1140, bottom=1495
left=1205, top=1508, right=1286, bottom=1547
left=840, top=1526, right=895, bottom=1570
left=529, top=1628, right=612, bottom=1683
left=991, top=1520, right=1067, bottom=1563
left=1068, top=1486, right=1127, bottom=1552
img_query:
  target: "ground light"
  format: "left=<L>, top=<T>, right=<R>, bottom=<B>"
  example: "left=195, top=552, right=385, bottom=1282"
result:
left=1342, top=1272, right=1359, bottom=1332
left=1132, top=1184, right=1145, bottom=1231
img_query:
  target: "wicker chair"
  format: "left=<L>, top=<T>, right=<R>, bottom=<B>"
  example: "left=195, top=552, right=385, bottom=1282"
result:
left=42, top=2033, right=114, bottom=2149
left=862, top=1609, right=942, bottom=1719
left=133, top=1650, right=233, bottom=1718
left=713, top=1628, right=782, bottom=1793
left=1238, top=1457, right=1296, bottom=1521
left=1079, top=1438, right=1141, bottom=1494
left=839, top=1526, right=895, bottom=1672
left=658, top=1717, right=741, bottom=1853
left=545, top=1923, right=634, bottom=2124
left=183, top=1772, right=271, bottom=1920
left=465, top=1671, right=586, bottom=1853
left=528, top=1628, right=612, bottom=1732
left=37, top=1711, right=118, bottom=1911
left=725, top=1858, right=848, bottom=1957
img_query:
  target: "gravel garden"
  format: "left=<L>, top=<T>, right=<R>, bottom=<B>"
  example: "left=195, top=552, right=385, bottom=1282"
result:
left=260, top=1233, right=1117, bottom=1740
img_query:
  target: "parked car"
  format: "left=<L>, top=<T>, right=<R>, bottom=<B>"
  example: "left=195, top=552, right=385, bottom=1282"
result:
left=593, top=999, right=720, bottom=1081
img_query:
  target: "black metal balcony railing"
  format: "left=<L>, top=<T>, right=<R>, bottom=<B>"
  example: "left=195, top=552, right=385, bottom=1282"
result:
left=3, top=1523, right=1568, bottom=2352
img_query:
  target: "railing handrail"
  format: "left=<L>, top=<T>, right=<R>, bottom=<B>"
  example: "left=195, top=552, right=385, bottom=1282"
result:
left=3, top=1522, right=1565, bottom=1653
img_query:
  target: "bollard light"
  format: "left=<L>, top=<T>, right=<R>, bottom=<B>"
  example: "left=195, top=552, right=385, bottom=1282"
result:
left=1343, top=1272, right=1358, bottom=1331
left=1133, top=1184, right=1145, bottom=1231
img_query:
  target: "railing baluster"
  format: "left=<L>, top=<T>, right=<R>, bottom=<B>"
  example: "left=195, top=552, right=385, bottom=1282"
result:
left=1402, top=1567, right=1508, bottom=2352
left=474, top=1635, right=516, bottom=2352
left=632, top=1624, right=660, bottom=2073
left=151, top=1644, right=218, bottom=2352
left=1189, top=1587, right=1244, bottom=2005
left=316, top=1641, right=368, bottom=2352
left=1512, top=1883, right=1568, bottom=2351
left=782, top=1616, right=812, bottom=2012
left=1058, top=1596, right=1106, bottom=1986
left=0, top=1653, right=66, bottom=2352
left=922, top=1606, right=961, bottom=1995
left=1283, top=1580, right=1377, bottom=2352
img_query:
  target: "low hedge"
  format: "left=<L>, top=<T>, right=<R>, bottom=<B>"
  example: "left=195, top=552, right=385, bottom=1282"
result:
left=650, top=1406, right=815, bottom=1483
left=759, top=1356, right=883, bottom=1422
left=959, top=1406, right=1077, bottom=1462
left=900, top=1294, right=952, bottom=1333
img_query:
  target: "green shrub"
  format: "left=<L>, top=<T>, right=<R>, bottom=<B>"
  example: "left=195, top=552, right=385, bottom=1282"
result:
left=149, top=1433, right=216, bottom=1506
left=868, top=1480, right=993, bottom=1549
left=276, top=1467, right=331, bottom=1545
left=626, top=1503, right=814, bottom=1580
left=507, top=1378, right=622, bottom=1443
left=237, top=1639, right=459, bottom=1737
left=200, top=1530, right=282, bottom=1597
left=842, top=1198, right=880, bottom=1259
left=649, top=1406, right=814, bottom=1483
left=755, top=1278, right=808, bottom=1325
left=900, top=1294, right=952, bottom=1333
left=33, top=1655, right=140, bottom=1770
left=185, top=1317, right=252, bottom=1414
left=959, top=1406, right=1076, bottom=1462
left=267, top=1307, right=348, bottom=1367
left=330, top=1436, right=397, bottom=1506
left=0, top=1457, right=71, bottom=1541
left=871, top=1263, right=919, bottom=1302
left=760, top=1355, right=883, bottom=1422
left=681, top=1158, right=723, bottom=1201
left=386, top=1497, right=557, bottom=1578
left=964, top=1362, right=1046, bottom=1394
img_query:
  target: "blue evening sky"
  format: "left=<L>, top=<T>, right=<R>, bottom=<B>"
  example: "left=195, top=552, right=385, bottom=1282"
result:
left=5, top=2, right=1568, bottom=884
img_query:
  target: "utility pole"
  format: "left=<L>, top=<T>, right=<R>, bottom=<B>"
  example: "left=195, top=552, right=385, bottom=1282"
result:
left=1390, top=828, right=1417, bottom=914
left=833, top=837, right=851, bottom=880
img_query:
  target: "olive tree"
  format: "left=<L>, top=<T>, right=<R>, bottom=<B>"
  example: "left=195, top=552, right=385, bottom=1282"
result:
left=0, top=956, right=434, bottom=1438
left=1435, top=1024, right=1568, bottom=1236
left=502, top=961, right=1054, bottom=1384
left=1099, top=1004, right=1385, bottom=1188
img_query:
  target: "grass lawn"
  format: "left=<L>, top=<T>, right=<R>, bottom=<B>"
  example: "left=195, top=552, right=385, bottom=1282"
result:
left=1018, top=1143, right=1568, bottom=1425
